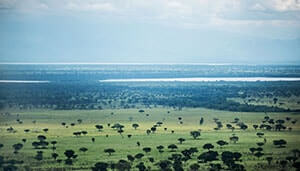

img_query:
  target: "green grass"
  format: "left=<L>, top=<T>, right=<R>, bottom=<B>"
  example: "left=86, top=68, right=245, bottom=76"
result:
left=0, top=108, right=300, bottom=170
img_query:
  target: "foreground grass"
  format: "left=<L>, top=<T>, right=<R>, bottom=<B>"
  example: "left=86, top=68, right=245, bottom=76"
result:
left=0, top=108, right=300, bottom=170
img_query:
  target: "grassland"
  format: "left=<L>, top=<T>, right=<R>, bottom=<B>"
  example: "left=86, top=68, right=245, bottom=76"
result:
left=0, top=108, right=300, bottom=170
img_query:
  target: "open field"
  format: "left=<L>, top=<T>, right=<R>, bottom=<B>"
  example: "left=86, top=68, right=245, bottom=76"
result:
left=1, top=108, right=300, bottom=170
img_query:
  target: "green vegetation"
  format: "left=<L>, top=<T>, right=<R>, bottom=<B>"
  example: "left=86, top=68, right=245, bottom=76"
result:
left=0, top=108, right=299, bottom=170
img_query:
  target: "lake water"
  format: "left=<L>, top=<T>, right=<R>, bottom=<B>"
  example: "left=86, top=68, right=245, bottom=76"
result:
left=99, top=77, right=300, bottom=82
left=1, top=77, right=300, bottom=83
left=0, top=80, right=50, bottom=83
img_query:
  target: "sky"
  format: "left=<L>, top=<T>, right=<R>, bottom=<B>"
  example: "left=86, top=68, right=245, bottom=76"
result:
left=0, top=0, right=299, bottom=64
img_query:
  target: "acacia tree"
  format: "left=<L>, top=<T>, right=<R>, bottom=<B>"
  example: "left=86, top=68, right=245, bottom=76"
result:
left=146, top=129, right=151, bottom=135
left=229, top=135, right=239, bottom=144
left=79, top=147, right=88, bottom=153
left=203, top=143, right=214, bottom=151
left=190, top=131, right=201, bottom=139
left=116, top=160, right=131, bottom=171
left=12, top=143, right=23, bottom=154
left=216, top=140, right=228, bottom=148
left=52, top=153, right=59, bottom=160
left=136, top=162, right=146, bottom=171
left=95, top=125, right=104, bottom=131
left=104, top=148, right=115, bottom=156
left=151, top=127, right=156, bottom=133
left=253, top=124, right=258, bottom=130
left=35, top=151, right=43, bottom=161
left=43, top=128, right=49, bottom=133
left=178, top=138, right=186, bottom=144
left=132, top=123, right=139, bottom=130
left=127, top=155, right=135, bottom=163
left=142, top=147, right=151, bottom=154
left=273, top=139, right=287, bottom=148
left=135, top=153, right=144, bottom=160
left=156, top=145, right=164, bottom=153
left=64, top=149, right=77, bottom=165
left=92, top=162, right=109, bottom=171
left=168, top=144, right=178, bottom=152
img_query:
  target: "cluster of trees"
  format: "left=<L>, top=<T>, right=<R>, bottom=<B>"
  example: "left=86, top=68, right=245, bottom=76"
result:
left=1, top=81, right=300, bottom=112
left=1, top=110, right=300, bottom=170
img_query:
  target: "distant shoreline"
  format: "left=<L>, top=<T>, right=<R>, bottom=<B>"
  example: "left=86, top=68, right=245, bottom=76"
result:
left=0, top=63, right=299, bottom=66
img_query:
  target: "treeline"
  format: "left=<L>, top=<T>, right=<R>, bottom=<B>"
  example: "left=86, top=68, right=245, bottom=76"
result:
left=0, top=81, right=300, bottom=112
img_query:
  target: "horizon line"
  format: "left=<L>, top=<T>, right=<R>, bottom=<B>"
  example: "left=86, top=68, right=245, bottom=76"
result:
left=0, top=62, right=299, bottom=66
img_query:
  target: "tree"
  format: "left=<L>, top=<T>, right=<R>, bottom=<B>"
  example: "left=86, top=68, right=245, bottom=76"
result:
left=138, top=109, right=145, bottom=113
left=104, top=148, right=115, bottom=156
left=156, top=160, right=172, bottom=170
left=249, top=147, right=256, bottom=154
left=226, top=124, right=233, bottom=129
left=148, top=157, right=154, bottom=163
left=229, top=135, right=239, bottom=143
left=79, top=147, right=88, bottom=153
left=178, top=138, right=185, bottom=144
left=12, top=143, right=23, bottom=154
left=92, top=162, right=109, bottom=171
left=50, top=141, right=57, bottom=147
left=37, top=135, right=46, bottom=142
left=132, top=123, right=139, bottom=130
left=190, top=131, right=201, bottom=139
left=116, top=160, right=131, bottom=171
left=254, top=152, right=264, bottom=158
left=221, top=151, right=242, bottom=168
left=35, top=151, right=43, bottom=161
left=266, top=157, right=273, bottom=165
left=257, top=142, right=264, bottom=147
left=273, top=139, right=287, bottom=148
left=151, top=127, right=156, bottom=133
left=156, top=121, right=163, bottom=126
left=203, top=143, right=214, bottom=151
left=127, top=155, right=135, bottom=162
left=111, top=123, right=124, bottom=130
left=156, top=145, right=164, bottom=153
left=142, top=147, right=151, bottom=154
left=256, top=132, right=264, bottom=138
left=64, top=150, right=76, bottom=159
left=64, top=150, right=77, bottom=165
left=95, top=125, right=104, bottom=131
left=216, top=140, right=228, bottom=148
left=253, top=124, right=258, bottom=130
left=52, top=153, right=58, bottom=160
left=168, top=144, right=178, bottom=152
left=92, top=137, right=95, bottom=143
left=43, top=128, right=49, bottom=133
left=135, top=153, right=144, bottom=160
left=136, top=162, right=146, bottom=171
left=73, top=132, right=82, bottom=137
left=146, top=129, right=151, bottom=135
left=190, top=163, right=200, bottom=171
left=198, top=151, right=218, bottom=163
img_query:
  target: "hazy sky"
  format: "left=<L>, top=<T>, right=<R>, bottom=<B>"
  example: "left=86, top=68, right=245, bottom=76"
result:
left=0, top=0, right=299, bottom=64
